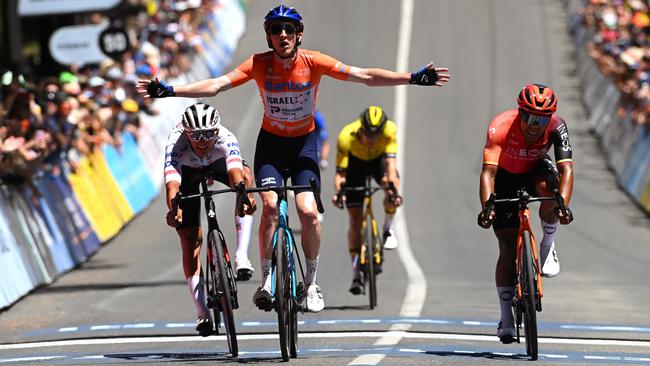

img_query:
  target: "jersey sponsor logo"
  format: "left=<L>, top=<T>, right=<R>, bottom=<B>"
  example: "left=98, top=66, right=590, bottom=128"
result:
left=261, top=176, right=277, bottom=187
left=264, top=80, right=311, bottom=91
left=556, top=123, right=572, bottom=152
left=229, top=150, right=241, bottom=156
left=295, top=68, right=311, bottom=77
left=504, top=146, right=549, bottom=160
left=227, top=142, right=239, bottom=148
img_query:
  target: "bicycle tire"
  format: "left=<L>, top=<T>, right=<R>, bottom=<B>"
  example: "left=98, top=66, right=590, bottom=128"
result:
left=365, top=216, right=377, bottom=309
left=211, top=229, right=239, bottom=358
left=285, top=230, right=298, bottom=358
left=275, top=228, right=290, bottom=362
left=205, top=234, right=221, bottom=336
left=522, top=231, right=539, bottom=360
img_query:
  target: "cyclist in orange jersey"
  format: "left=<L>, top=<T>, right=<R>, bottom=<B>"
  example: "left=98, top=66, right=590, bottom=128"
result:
left=477, top=84, right=574, bottom=344
left=138, top=4, right=450, bottom=313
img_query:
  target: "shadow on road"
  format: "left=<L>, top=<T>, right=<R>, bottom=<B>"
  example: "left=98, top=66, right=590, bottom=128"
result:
left=324, top=305, right=372, bottom=311
left=33, top=280, right=186, bottom=294
left=425, top=350, right=529, bottom=361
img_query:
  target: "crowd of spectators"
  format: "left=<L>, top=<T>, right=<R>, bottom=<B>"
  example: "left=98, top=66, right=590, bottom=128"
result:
left=0, top=0, right=217, bottom=189
left=580, top=0, right=650, bottom=124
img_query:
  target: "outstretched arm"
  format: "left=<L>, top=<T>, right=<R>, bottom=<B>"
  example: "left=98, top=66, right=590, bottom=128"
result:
left=136, top=75, right=233, bottom=98
left=347, top=62, right=450, bottom=87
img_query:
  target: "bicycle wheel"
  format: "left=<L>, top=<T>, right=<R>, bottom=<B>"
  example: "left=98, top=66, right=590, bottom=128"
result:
left=521, top=231, right=538, bottom=360
left=286, top=230, right=298, bottom=358
left=205, top=235, right=220, bottom=336
left=365, top=216, right=377, bottom=309
left=275, top=228, right=290, bottom=362
left=210, top=230, right=238, bottom=358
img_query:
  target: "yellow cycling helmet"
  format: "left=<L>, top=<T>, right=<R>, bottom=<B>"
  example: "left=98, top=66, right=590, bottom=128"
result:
left=360, top=106, right=388, bottom=136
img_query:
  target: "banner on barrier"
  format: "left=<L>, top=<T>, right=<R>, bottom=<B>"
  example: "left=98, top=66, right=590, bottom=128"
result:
left=0, top=201, right=34, bottom=309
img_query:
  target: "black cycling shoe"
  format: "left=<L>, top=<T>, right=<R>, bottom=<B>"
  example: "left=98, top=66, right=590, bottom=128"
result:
left=195, top=318, right=213, bottom=337
left=497, top=321, right=516, bottom=344
left=236, top=268, right=254, bottom=281
left=253, top=287, right=273, bottom=312
left=349, top=279, right=364, bottom=295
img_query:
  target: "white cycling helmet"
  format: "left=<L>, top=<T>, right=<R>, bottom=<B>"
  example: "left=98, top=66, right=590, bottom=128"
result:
left=182, top=102, right=221, bottom=132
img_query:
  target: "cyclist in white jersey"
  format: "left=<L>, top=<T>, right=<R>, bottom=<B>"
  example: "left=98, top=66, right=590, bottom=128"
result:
left=165, top=103, right=256, bottom=336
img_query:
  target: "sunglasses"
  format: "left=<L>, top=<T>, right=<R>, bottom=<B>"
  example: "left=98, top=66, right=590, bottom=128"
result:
left=186, top=129, right=218, bottom=142
left=269, top=23, right=297, bottom=36
left=520, top=111, right=551, bottom=127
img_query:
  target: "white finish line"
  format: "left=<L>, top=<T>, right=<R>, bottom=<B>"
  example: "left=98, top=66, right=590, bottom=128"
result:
left=4, top=331, right=650, bottom=351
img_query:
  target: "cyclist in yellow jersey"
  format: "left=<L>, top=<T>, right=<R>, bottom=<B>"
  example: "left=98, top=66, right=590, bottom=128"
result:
left=332, top=106, right=403, bottom=295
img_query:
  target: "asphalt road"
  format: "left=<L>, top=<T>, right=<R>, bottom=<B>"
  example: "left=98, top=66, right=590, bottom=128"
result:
left=1, top=0, right=650, bottom=365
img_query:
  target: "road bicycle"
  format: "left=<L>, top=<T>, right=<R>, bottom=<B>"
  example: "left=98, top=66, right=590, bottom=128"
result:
left=336, top=178, right=397, bottom=309
left=172, top=173, right=240, bottom=358
left=481, top=188, right=572, bottom=360
left=237, top=177, right=324, bottom=361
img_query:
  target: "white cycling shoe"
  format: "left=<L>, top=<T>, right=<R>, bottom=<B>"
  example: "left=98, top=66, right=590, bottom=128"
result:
left=541, top=244, right=560, bottom=278
left=235, top=257, right=254, bottom=281
left=383, top=228, right=399, bottom=250
left=304, top=284, right=325, bottom=312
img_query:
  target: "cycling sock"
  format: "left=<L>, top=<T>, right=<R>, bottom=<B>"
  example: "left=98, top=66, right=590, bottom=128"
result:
left=261, top=259, right=272, bottom=291
left=235, top=215, right=254, bottom=259
left=187, top=276, right=209, bottom=318
left=351, top=253, right=361, bottom=280
left=540, top=220, right=559, bottom=264
left=305, top=256, right=319, bottom=285
left=382, top=213, right=395, bottom=234
left=497, top=286, right=515, bottom=327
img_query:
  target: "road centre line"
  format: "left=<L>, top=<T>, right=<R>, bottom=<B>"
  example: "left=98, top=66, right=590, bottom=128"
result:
left=350, top=0, right=422, bottom=362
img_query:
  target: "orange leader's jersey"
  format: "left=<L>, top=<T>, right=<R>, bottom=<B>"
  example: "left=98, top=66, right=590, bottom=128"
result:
left=226, top=49, right=352, bottom=137
left=482, top=109, right=573, bottom=174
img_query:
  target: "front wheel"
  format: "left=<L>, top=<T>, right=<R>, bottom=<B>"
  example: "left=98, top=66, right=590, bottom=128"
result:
left=210, top=230, right=238, bottom=358
left=364, top=216, right=377, bottom=309
left=521, top=231, right=539, bottom=360
left=275, top=229, right=290, bottom=362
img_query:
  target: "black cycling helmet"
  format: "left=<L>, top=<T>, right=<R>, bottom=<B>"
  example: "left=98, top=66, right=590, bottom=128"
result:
left=360, top=106, right=388, bottom=136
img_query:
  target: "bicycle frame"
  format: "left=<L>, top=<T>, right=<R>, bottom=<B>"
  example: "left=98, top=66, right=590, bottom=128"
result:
left=515, top=204, right=543, bottom=302
left=270, top=190, right=301, bottom=305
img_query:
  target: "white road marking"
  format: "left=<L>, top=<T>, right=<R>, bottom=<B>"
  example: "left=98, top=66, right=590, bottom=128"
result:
left=349, top=0, right=420, bottom=365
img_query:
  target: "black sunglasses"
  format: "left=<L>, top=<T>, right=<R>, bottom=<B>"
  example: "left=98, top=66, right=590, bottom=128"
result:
left=269, top=23, right=297, bottom=36
left=520, top=111, right=551, bottom=127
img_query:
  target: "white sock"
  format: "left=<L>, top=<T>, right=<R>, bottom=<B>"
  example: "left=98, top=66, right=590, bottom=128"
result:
left=305, top=256, right=319, bottom=285
left=540, top=220, right=559, bottom=264
left=351, top=254, right=360, bottom=281
left=235, top=215, right=254, bottom=260
left=261, top=259, right=272, bottom=291
left=187, top=276, right=208, bottom=317
left=497, top=286, right=515, bottom=327
left=382, top=213, right=394, bottom=234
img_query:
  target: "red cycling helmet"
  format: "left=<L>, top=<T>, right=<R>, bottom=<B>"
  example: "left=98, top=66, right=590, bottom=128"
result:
left=517, top=84, right=557, bottom=115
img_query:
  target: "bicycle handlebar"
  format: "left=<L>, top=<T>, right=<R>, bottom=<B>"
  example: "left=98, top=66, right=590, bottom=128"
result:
left=335, top=182, right=399, bottom=209
left=236, top=178, right=324, bottom=215
left=480, top=188, right=573, bottom=224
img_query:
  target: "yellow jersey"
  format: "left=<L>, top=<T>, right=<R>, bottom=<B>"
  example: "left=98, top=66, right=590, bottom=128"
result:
left=335, top=119, right=398, bottom=171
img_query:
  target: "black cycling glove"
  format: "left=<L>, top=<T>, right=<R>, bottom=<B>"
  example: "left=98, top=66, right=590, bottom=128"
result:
left=147, top=79, right=175, bottom=98
left=409, top=65, right=439, bottom=86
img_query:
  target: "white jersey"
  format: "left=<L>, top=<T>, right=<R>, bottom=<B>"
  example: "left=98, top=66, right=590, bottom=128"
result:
left=164, top=123, right=243, bottom=184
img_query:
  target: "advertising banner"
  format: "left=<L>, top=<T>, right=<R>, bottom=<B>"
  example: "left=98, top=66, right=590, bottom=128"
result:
left=48, top=24, right=108, bottom=66
left=19, top=0, right=121, bottom=16
left=101, top=132, right=157, bottom=214
left=0, top=201, right=34, bottom=309
left=88, top=151, right=134, bottom=223
left=67, top=157, right=124, bottom=242
left=51, top=174, right=101, bottom=255
left=23, top=186, right=75, bottom=274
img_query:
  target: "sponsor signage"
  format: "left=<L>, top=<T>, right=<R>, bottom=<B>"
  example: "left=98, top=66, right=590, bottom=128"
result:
left=99, top=27, right=130, bottom=60
left=49, top=24, right=107, bottom=66
left=18, top=0, right=122, bottom=16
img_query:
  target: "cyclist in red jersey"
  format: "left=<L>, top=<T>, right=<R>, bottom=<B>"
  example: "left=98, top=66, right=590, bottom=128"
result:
left=477, top=84, right=574, bottom=344
left=137, top=4, right=450, bottom=313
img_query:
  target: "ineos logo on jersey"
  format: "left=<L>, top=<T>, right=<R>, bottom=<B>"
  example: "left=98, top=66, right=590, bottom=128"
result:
left=504, top=146, right=548, bottom=160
